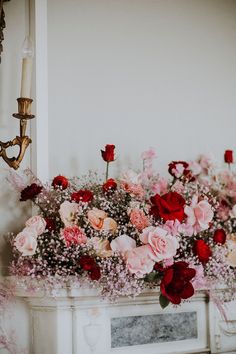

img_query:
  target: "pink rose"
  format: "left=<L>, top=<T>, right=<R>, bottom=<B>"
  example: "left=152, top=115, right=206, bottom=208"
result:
left=140, top=226, right=179, bottom=262
left=185, top=196, right=213, bottom=233
left=87, top=208, right=107, bottom=230
left=61, top=226, right=87, bottom=247
left=14, top=227, right=38, bottom=256
left=25, top=215, right=46, bottom=235
left=129, top=209, right=149, bottom=231
left=110, top=234, right=136, bottom=253
left=59, top=201, right=79, bottom=227
left=124, top=245, right=155, bottom=278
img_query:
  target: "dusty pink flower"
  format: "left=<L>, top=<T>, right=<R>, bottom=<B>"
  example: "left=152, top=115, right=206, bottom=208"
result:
left=25, top=215, right=46, bottom=235
left=141, top=148, right=156, bottom=161
left=185, top=196, right=213, bottom=233
left=61, top=226, right=87, bottom=247
left=102, top=217, right=117, bottom=233
left=198, top=153, right=216, bottom=172
left=129, top=209, right=149, bottom=231
left=14, top=227, right=38, bottom=256
left=121, top=170, right=145, bottom=198
left=110, top=234, right=136, bottom=253
left=59, top=201, right=79, bottom=227
left=124, top=245, right=155, bottom=278
left=89, top=237, right=112, bottom=257
left=140, top=226, right=179, bottom=262
left=151, top=178, right=168, bottom=195
left=87, top=208, right=107, bottom=230
left=178, top=222, right=194, bottom=237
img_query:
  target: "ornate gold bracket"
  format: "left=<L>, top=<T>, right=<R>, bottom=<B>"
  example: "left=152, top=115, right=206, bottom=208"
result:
left=0, top=98, right=35, bottom=169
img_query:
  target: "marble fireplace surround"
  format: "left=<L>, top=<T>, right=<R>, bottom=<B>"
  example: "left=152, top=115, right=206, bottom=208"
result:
left=11, top=281, right=236, bottom=354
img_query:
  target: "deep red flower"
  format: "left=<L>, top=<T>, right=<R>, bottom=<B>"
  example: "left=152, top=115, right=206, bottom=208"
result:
left=193, top=239, right=212, bottom=263
left=103, top=178, right=117, bottom=193
left=224, top=150, right=233, bottom=164
left=213, top=229, right=227, bottom=245
left=20, top=183, right=43, bottom=201
left=45, top=218, right=56, bottom=232
left=168, top=161, right=189, bottom=178
left=71, top=190, right=93, bottom=203
left=89, top=266, right=101, bottom=281
left=79, top=256, right=96, bottom=271
left=101, top=144, right=115, bottom=162
left=150, top=191, right=185, bottom=222
left=160, top=261, right=196, bottom=305
left=52, top=175, right=69, bottom=190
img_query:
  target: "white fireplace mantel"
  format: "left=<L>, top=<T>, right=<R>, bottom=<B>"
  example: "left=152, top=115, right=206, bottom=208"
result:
left=11, top=281, right=236, bottom=354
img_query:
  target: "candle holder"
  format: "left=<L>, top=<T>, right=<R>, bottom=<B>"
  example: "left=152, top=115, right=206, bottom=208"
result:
left=0, top=97, right=35, bottom=169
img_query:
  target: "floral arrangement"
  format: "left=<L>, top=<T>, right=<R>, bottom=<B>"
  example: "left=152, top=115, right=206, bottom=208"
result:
left=8, top=146, right=236, bottom=308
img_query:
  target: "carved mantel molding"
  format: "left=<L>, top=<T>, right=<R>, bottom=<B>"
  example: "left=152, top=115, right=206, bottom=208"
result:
left=0, top=0, right=10, bottom=62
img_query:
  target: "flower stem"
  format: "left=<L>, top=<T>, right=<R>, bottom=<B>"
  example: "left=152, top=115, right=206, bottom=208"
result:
left=106, top=162, right=109, bottom=181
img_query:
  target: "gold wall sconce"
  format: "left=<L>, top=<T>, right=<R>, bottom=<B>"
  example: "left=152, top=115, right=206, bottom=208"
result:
left=0, top=0, right=35, bottom=170
left=0, top=98, right=35, bottom=169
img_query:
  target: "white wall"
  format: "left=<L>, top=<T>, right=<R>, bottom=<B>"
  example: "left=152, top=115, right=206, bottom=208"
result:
left=48, top=0, right=236, bottom=178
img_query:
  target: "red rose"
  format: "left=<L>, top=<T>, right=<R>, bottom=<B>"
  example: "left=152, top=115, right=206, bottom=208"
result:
left=45, top=218, right=56, bottom=232
left=193, top=239, right=212, bottom=263
left=20, top=183, right=43, bottom=201
left=79, top=256, right=96, bottom=271
left=89, top=266, right=101, bottom=281
left=150, top=191, right=185, bottom=222
left=213, top=229, right=226, bottom=245
left=160, top=262, right=196, bottom=305
left=224, top=150, right=233, bottom=164
left=71, top=190, right=93, bottom=203
left=103, top=178, right=117, bottom=192
left=101, top=144, right=115, bottom=162
left=52, top=175, right=69, bottom=190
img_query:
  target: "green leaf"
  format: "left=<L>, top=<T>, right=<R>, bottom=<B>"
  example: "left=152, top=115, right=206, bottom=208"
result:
left=144, top=272, right=158, bottom=283
left=159, top=294, right=170, bottom=309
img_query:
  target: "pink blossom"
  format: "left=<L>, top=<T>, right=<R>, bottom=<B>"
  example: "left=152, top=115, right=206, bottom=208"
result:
left=14, top=227, right=38, bottom=256
left=185, top=196, right=213, bottom=233
left=141, top=148, right=156, bottom=161
left=188, top=161, right=202, bottom=176
left=129, top=209, right=149, bottom=231
left=151, top=178, right=168, bottom=195
left=25, top=215, right=46, bottom=235
left=110, top=234, right=136, bottom=253
left=61, top=226, right=87, bottom=247
left=121, top=171, right=145, bottom=198
left=140, top=226, right=179, bottom=262
left=190, top=264, right=206, bottom=289
left=124, top=245, right=155, bottom=278
left=59, top=201, right=79, bottom=227
left=198, top=153, right=217, bottom=172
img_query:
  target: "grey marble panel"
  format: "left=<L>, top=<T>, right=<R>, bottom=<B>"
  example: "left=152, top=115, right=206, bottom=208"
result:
left=111, top=311, right=197, bottom=348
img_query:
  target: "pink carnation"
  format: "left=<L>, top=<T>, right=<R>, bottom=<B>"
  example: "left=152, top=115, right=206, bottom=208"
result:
left=25, top=215, right=46, bottom=235
left=61, top=226, right=87, bottom=247
left=129, top=209, right=149, bottom=231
